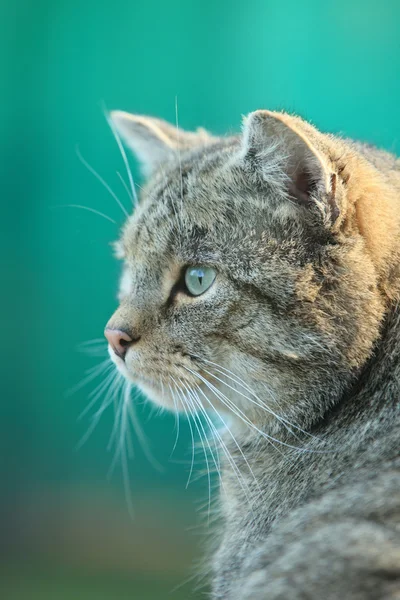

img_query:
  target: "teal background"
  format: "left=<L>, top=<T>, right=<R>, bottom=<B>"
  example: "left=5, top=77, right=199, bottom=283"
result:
left=1, top=0, right=399, bottom=598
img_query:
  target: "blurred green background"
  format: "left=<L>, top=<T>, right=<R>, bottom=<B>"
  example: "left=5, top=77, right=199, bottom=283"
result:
left=1, top=0, right=399, bottom=598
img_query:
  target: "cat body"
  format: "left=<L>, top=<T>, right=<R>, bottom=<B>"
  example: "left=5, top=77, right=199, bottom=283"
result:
left=214, top=308, right=400, bottom=599
left=105, top=109, right=400, bottom=598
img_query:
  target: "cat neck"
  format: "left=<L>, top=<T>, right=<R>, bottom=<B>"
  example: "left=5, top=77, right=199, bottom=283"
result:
left=339, top=142, right=400, bottom=301
left=337, top=296, right=400, bottom=423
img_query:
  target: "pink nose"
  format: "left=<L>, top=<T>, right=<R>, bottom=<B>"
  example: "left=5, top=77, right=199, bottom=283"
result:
left=104, top=328, right=138, bottom=360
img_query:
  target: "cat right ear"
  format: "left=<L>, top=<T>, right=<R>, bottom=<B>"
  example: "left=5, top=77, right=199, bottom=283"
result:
left=109, top=111, right=211, bottom=177
left=241, top=110, right=340, bottom=225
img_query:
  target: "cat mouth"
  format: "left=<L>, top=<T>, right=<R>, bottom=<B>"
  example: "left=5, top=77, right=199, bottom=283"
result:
left=107, top=344, right=230, bottom=413
left=108, top=344, right=202, bottom=389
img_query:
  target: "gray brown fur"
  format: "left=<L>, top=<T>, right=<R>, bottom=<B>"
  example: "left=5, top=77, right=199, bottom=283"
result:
left=106, top=109, right=400, bottom=598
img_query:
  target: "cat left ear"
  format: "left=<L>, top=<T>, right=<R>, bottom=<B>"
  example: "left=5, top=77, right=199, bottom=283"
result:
left=110, top=111, right=211, bottom=176
left=242, top=110, right=339, bottom=225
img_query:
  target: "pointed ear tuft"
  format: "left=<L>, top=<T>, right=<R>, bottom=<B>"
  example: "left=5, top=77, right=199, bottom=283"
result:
left=109, top=110, right=212, bottom=177
left=242, top=110, right=340, bottom=225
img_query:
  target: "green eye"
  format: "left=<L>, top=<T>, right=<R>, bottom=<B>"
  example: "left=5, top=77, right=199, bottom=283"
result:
left=184, top=266, right=216, bottom=296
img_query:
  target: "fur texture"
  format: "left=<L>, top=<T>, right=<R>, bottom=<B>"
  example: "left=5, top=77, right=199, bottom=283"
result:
left=106, top=109, right=400, bottom=598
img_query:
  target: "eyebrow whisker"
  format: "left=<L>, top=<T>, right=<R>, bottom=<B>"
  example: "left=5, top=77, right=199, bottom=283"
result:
left=76, top=145, right=129, bottom=218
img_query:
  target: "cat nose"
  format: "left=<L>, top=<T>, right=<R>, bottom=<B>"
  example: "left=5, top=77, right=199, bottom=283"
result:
left=104, top=328, right=140, bottom=360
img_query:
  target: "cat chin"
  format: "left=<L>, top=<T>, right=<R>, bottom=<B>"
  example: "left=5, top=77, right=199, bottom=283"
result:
left=136, top=380, right=174, bottom=410
left=107, top=347, right=173, bottom=408
left=107, top=345, right=228, bottom=413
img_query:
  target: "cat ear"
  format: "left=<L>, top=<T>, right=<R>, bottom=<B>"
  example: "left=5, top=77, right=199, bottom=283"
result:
left=242, top=110, right=339, bottom=224
left=110, top=110, right=212, bottom=176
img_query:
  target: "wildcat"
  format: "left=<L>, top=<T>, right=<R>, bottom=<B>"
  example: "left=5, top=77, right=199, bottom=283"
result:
left=104, top=108, right=400, bottom=599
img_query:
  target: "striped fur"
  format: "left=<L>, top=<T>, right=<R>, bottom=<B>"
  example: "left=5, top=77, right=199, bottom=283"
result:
left=107, top=110, right=400, bottom=598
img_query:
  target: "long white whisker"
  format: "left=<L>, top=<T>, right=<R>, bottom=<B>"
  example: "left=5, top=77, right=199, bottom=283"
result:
left=78, top=366, right=116, bottom=422
left=87, top=368, right=116, bottom=401
left=158, top=162, right=184, bottom=236
left=105, top=110, right=138, bottom=206
left=106, top=375, right=126, bottom=453
left=77, top=338, right=106, bottom=346
left=181, top=380, right=222, bottom=487
left=201, top=366, right=305, bottom=442
left=200, top=358, right=321, bottom=442
left=77, top=339, right=108, bottom=357
left=121, top=381, right=135, bottom=517
left=66, top=358, right=112, bottom=399
left=186, top=367, right=298, bottom=456
left=302, top=333, right=328, bottom=352
left=116, top=171, right=135, bottom=205
left=197, top=368, right=309, bottom=453
left=175, top=96, right=184, bottom=224
left=91, top=375, right=120, bottom=423
left=170, top=382, right=182, bottom=458
left=192, top=379, right=264, bottom=487
left=172, top=380, right=212, bottom=521
left=76, top=370, right=118, bottom=449
left=127, top=389, right=163, bottom=471
left=184, top=385, right=225, bottom=492
left=55, top=204, right=117, bottom=224
left=191, top=384, right=256, bottom=509
left=110, top=380, right=135, bottom=517
left=76, top=145, right=129, bottom=218
left=169, top=382, right=195, bottom=489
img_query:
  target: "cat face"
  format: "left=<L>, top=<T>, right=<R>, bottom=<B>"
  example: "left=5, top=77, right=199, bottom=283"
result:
left=105, top=110, right=387, bottom=429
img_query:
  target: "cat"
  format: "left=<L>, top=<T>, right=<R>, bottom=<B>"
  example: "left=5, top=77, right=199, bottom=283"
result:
left=104, top=108, right=400, bottom=599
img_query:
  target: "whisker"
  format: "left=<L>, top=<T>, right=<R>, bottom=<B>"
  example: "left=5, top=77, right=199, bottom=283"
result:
left=173, top=380, right=213, bottom=521
left=170, top=382, right=182, bottom=458
left=191, top=384, right=256, bottom=509
left=117, top=171, right=135, bottom=206
left=120, top=381, right=135, bottom=518
left=65, top=358, right=111, bottom=398
left=201, top=366, right=304, bottom=442
left=105, top=108, right=138, bottom=206
left=77, top=338, right=107, bottom=347
left=106, top=374, right=127, bottom=454
left=78, top=365, right=116, bottom=422
left=183, top=384, right=224, bottom=491
left=76, top=370, right=117, bottom=449
left=169, top=382, right=195, bottom=488
left=127, top=389, right=163, bottom=471
left=54, top=204, right=116, bottom=225
left=174, top=95, right=184, bottom=224
left=186, top=367, right=293, bottom=456
left=90, top=376, right=120, bottom=424
left=76, top=364, right=120, bottom=449
left=200, top=358, right=330, bottom=447
left=194, top=381, right=267, bottom=479
left=77, top=339, right=108, bottom=357
left=302, top=333, right=328, bottom=352
left=107, top=380, right=135, bottom=517
left=76, top=145, right=129, bottom=218
left=197, top=364, right=316, bottom=452
left=79, top=347, right=108, bottom=357
left=158, top=162, right=184, bottom=236
left=134, top=182, right=164, bottom=210
left=181, top=380, right=222, bottom=487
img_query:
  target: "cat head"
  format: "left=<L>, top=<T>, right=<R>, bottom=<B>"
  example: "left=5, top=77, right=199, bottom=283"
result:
left=104, top=109, right=392, bottom=430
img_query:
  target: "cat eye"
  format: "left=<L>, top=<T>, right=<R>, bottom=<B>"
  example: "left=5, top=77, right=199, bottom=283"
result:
left=184, top=266, right=216, bottom=296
